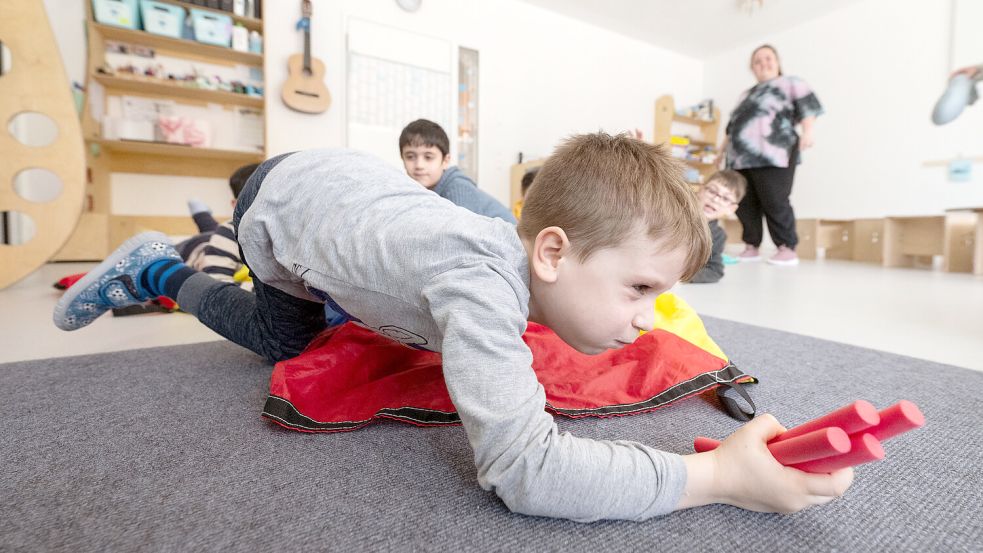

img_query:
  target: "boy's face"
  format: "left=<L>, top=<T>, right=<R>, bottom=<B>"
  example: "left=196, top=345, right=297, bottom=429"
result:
left=401, top=144, right=450, bottom=189
left=698, top=180, right=739, bottom=221
left=527, top=227, right=687, bottom=355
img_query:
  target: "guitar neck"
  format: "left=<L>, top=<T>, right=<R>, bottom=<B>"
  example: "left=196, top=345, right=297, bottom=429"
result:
left=303, top=28, right=311, bottom=74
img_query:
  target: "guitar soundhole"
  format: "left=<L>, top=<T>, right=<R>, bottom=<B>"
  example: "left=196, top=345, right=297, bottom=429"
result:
left=295, top=90, right=320, bottom=98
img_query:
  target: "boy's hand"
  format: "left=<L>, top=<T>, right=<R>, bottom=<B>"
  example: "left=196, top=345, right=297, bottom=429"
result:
left=679, top=414, right=854, bottom=514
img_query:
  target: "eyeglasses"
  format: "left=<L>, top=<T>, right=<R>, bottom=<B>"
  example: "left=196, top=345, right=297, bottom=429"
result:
left=704, top=185, right=737, bottom=206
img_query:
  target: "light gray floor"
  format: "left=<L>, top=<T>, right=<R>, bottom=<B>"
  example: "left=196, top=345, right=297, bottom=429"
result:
left=676, top=253, right=983, bottom=371
left=2, top=252, right=982, bottom=370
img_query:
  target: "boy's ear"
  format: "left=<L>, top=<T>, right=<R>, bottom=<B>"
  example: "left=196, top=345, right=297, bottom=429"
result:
left=441, top=153, right=451, bottom=168
left=530, top=226, right=570, bottom=284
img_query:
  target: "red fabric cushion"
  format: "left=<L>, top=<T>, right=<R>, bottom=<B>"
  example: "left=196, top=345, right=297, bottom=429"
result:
left=263, top=322, right=750, bottom=433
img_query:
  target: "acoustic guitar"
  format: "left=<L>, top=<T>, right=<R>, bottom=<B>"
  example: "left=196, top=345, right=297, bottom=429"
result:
left=281, top=0, right=331, bottom=114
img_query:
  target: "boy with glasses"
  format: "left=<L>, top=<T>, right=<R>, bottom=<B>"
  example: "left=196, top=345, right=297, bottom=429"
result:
left=691, top=170, right=747, bottom=283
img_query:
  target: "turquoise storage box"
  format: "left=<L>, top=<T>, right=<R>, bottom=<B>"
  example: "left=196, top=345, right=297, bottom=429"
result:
left=140, top=1, right=185, bottom=38
left=92, top=0, right=141, bottom=30
left=191, top=9, right=232, bottom=47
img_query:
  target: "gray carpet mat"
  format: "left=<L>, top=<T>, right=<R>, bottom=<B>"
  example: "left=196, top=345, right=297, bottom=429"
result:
left=2, top=317, right=981, bottom=552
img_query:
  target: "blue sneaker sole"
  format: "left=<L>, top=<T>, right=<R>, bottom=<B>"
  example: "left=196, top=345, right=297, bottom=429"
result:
left=53, top=231, right=171, bottom=331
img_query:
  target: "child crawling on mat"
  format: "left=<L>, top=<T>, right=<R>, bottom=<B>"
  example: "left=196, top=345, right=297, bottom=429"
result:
left=54, top=132, right=853, bottom=522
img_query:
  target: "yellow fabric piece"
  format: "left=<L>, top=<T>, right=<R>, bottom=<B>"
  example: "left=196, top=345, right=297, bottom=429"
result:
left=512, top=200, right=523, bottom=220
left=233, top=265, right=252, bottom=284
left=643, top=292, right=728, bottom=361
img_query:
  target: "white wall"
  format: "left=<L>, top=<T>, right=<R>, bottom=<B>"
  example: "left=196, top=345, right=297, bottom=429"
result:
left=263, top=0, right=705, bottom=205
left=703, top=0, right=983, bottom=219
left=42, top=0, right=86, bottom=86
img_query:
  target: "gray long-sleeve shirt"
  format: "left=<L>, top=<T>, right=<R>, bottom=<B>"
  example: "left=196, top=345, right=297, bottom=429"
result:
left=432, top=166, right=517, bottom=224
left=238, top=149, right=687, bottom=522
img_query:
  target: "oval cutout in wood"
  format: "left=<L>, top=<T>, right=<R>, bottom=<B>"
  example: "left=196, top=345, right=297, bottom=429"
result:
left=13, top=167, right=64, bottom=203
left=8, top=111, right=59, bottom=147
left=0, top=40, right=10, bottom=76
left=0, top=210, right=37, bottom=245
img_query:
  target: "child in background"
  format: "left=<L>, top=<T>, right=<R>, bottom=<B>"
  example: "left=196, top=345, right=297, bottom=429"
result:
left=399, top=119, right=516, bottom=223
left=177, top=164, right=257, bottom=258
left=54, top=164, right=258, bottom=295
left=512, top=167, right=539, bottom=220
left=55, top=134, right=852, bottom=522
left=177, top=163, right=258, bottom=290
left=690, top=170, right=747, bottom=283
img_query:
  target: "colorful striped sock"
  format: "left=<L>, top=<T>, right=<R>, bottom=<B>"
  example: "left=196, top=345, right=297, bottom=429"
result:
left=140, top=259, right=197, bottom=299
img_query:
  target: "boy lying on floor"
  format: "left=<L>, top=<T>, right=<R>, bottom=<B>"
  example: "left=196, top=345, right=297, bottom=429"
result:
left=54, top=133, right=852, bottom=521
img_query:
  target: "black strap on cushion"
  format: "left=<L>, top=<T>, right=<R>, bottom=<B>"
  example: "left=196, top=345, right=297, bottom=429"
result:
left=717, top=379, right=757, bottom=421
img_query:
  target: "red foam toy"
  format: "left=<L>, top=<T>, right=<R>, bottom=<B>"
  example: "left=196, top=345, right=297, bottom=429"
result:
left=693, top=400, right=923, bottom=474
left=694, top=427, right=851, bottom=466
left=791, top=433, right=885, bottom=473
left=770, top=400, right=880, bottom=443
left=862, top=400, right=925, bottom=442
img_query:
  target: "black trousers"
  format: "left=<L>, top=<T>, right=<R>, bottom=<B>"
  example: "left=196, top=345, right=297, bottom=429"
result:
left=736, top=161, right=799, bottom=249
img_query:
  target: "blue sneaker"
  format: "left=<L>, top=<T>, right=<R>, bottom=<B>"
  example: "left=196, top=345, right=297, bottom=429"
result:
left=53, top=231, right=180, bottom=331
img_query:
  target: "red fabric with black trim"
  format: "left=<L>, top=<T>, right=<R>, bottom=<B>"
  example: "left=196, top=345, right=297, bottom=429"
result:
left=263, top=321, right=750, bottom=433
left=53, top=272, right=87, bottom=290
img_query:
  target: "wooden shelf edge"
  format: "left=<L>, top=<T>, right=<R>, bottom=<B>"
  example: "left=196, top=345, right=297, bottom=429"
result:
left=92, top=22, right=263, bottom=66
left=93, top=74, right=264, bottom=108
left=673, top=115, right=718, bottom=126
left=91, top=138, right=264, bottom=161
left=678, top=159, right=717, bottom=169
left=923, top=155, right=983, bottom=167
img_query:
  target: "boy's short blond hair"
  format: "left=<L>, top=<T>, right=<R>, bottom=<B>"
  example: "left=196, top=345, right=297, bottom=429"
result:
left=517, top=132, right=711, bottom=281
left=705, top=170, right=747, bottom=203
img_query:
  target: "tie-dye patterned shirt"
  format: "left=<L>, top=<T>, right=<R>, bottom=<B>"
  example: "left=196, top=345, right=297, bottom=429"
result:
left=725, top=75, right=823, bottom=170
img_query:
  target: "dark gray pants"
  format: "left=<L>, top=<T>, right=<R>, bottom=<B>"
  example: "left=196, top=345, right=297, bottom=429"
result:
left=736, top=161, right=798, bottom=249
left=176, top=153, right=327, bottom=363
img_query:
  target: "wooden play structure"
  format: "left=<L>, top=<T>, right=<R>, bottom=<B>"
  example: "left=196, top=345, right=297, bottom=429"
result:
left=0, top=0, right=86, bottom=289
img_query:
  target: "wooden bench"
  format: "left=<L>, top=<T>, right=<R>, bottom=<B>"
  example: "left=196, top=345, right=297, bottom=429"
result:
left=797, top=219, right=855, bottom=261
left=883, top=216, right=945, bottom=269
left=850, top=218, right=885, bottom=264
left=944, top=208, right=983, bottom=275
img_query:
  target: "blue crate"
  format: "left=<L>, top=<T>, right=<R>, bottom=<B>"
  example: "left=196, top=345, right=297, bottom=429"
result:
left=140, top=1, right=185, bottom=38
left=92, top=0, right=141, bottom=30
left=190, top=8, right=233, bottom=47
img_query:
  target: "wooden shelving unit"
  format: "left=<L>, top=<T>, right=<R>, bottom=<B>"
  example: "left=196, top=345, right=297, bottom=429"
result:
left=54, top=2, right=266, bottom=260
left=653, top=95, right=721, bottom=185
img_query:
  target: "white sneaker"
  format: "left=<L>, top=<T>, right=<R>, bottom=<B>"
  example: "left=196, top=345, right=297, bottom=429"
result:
left=737, top=245, right=761, bottom=262
left=767, top=246, right=800, bottom=266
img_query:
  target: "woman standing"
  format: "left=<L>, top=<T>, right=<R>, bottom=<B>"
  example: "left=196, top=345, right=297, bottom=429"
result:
left=720, top=45, right=823, bottom=266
